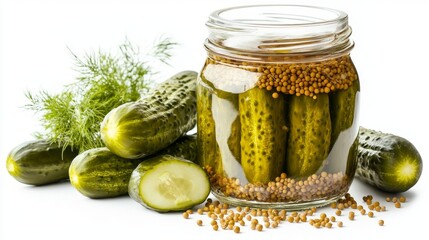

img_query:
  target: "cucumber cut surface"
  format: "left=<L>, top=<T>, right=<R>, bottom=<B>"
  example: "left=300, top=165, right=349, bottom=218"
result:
left=129, top=155, right=210, bottom=212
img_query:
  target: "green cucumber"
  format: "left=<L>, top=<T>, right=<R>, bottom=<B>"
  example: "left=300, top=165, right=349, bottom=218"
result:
left=330, top=79, right=360, bottom=147
left=128, top=155, right=210, bottom=212
left=239, top=87, right=288, bottom=183
left=6, top=140, right=78, bottom=185
left=101, top=71, right=197, bottom=159
left=196, top=78, right=222, bottom=173
left=69, top=147, right=142, bottom=198
left=356, top=127, right=423, bottom=193
left=157, top=134, right=197, bottom=163
left=69, top=135, right=197, bottom=198
left=286, top=94, right=331, bottom=178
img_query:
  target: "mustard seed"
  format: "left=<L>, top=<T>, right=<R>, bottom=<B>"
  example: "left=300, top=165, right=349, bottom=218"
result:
left=395, top=202, right=401, bottom=208
left=197, top=220, right=203, bottom=226
left=337, top=221, right=343, bottom=227
left=233, top=226, right=240, bottom=233
left=251, top=223, right=256, bottom=230
left=392, top=197, right=398, bottom=203
left=386, top=197, right=391, bottom=202
left=348, top=211, right=355, bottom=220
left=257, top=224, right=263, bottom=231
left=227, top=224, right=234, bottom=230
left=271, top=222, right=278, bottom=228
left=330, top=216, right=336, bottom=222
left=212, top=224, right=219, bottom=231
left=399, top=196, right=406, bottom=203
left=182, top=212, right=189, bottom=219
left=368, top=211, right=374, bottom=218
left=379, top=220, right=384, bottom=226
left=335, top=210, right=342, bottom=216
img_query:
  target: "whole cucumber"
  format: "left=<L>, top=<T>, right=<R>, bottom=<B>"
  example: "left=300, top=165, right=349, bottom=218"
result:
left=101, top=71, right=197, bottom=159
left=286, top=94, right=331, bottom=178
left=239, top=87, right=288, bottom=183
left=356, top=127, right=423, bottom=193
left=6, top=139, right=78, bottom=185
left=69, top=147, right=142, bottom=198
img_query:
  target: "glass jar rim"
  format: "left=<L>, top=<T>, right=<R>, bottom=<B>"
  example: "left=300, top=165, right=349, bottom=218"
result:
left=205, top=4, right=354, bottom=62
left=208, top=4, right=348, bottom=29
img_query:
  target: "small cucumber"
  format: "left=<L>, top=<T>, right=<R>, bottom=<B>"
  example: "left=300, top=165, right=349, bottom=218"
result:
left=286, top=94, right=331, bottom=178
left=356, top=127, right=423, bottom=193
left=101, top=71, right=197, bottom=159
left=239, top=87, right=288, bottom=183
left=6, top=140, right=78, bottom=185
left=330, top=79, right=360, bottom=148
left=69, top=135, right=197, bottom=198
left=196, top=78, right=222, bottom=173
left=128, top=155, right=210, bottom=212
left=157, top=134, right=197, bottom=163
left=69, top=147, right=142, bottom=198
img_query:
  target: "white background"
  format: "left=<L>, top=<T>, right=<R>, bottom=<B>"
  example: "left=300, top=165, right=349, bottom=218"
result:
left=1, top=0, right=428, bottom=239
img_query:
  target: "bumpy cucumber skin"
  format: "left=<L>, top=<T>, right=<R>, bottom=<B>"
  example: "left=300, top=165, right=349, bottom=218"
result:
left=157, top=134, right=197, bottom=163
left=356, top=127, right=423, bottom=193
left=286, top=94, right=331, bottom=178
left=128, top=155, right=210, bottom=212
left=6, top=140, right=78, bottom=185
left=196, top=77, right=222, bottom=173
left=239, top=88, right=288, bottom=183
left=69, top=135, right=197, bottom=198
left=100, top=71, right=197, bottom=159
left=69, top=148, right=142, bottom=198
left=330, top=79, right=360, bottom=148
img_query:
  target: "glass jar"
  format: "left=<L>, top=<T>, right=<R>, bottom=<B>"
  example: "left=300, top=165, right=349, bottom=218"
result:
left=197, top=5, right=360, bottom=209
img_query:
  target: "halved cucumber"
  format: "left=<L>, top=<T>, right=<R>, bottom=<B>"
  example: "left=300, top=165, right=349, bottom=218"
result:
left=129, top=155, right=210, bottom=212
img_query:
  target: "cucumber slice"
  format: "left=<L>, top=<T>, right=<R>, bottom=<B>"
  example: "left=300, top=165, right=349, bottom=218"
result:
left=129, top=155, right=210, bottom=212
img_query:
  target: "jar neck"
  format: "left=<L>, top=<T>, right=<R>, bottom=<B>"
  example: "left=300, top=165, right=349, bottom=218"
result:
left=205, top=5, right=354, bottom=63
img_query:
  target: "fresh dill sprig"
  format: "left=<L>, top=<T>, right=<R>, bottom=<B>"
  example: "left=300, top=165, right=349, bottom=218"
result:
left=25, top=37, right=176, bottom=152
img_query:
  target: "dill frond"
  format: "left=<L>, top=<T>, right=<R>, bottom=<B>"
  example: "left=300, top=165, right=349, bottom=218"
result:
left=25, top=37, right=176, bottom=152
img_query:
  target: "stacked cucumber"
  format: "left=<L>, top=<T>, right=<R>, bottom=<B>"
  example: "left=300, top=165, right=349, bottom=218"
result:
left=6, top=71, right=210, bottom=212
